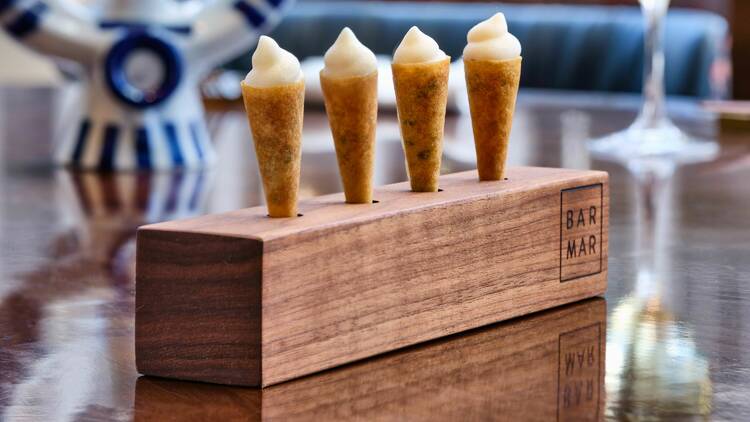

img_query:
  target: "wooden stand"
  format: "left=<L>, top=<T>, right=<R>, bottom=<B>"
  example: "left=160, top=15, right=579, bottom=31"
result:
left=135, top=167, right=609, bottom=387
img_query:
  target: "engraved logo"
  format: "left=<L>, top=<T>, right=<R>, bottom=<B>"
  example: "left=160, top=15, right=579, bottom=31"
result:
left=558, top=323, right=601, bottom=422
left=560, top=184, right=603, bottom=282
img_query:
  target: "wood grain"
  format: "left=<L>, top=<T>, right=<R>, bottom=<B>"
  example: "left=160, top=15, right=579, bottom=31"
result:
left=135, top=167, right=609, bottom=386
left=135, top=231, right=262, bottom=385
left=134, top=298, right=606, bottom=421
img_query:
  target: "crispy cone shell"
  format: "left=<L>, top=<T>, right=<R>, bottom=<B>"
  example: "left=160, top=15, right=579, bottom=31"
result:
left=241, top=80, right=304, bottom=218
left=320, top=71, right=378, bottom=203
left=392, top=58, right=450, bottom=192
left=464, top=57, right=522, bottom=181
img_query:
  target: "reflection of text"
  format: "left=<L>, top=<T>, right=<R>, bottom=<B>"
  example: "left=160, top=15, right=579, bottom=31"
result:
left=558, top=323, right=601, bottom=422
left=563, top=343, right=596, bottom=376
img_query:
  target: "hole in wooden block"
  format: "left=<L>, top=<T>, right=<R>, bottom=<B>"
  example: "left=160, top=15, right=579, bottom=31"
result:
left=297, top=213, right=304, bottom=217
left=438, top=188, right=444, bottom=192
left=372, top=200, right=380, bottom=204
left=504, top=178, right=509, bottom=181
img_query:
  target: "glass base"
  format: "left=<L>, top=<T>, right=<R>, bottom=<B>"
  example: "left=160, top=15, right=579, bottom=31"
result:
left=587, top=117, right=719, bottom=165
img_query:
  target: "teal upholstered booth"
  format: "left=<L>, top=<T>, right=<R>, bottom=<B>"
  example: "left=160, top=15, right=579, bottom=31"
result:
left=234, top=1, right=729, bottom=98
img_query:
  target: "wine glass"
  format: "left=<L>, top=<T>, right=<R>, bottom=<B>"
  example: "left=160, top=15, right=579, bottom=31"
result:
left=587, top=0, right=718, bottom=163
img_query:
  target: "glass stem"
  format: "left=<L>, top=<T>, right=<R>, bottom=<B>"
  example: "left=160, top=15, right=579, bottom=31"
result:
left=637, top=6, right=668, bottom=129
left=637, top=172, right=659, bottom=258
left=631, top=163, right=673, bottom=298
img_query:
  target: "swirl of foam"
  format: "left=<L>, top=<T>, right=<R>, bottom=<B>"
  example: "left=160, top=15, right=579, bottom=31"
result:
left=245, top=36, right=303, bottom=87
left=392, top=26, right=448, bottom=64
left=463, top=13, right=521, bottom=61
left=322, top=27, right=377, bottom=78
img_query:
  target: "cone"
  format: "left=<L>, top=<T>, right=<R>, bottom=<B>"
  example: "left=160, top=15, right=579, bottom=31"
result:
left=464, top=57, right=522, bottom=181
left=392, top=58, right=450, bottom=192
left=320, top=71, right=378, bottom=203
left=240, top=80, right=304, bottom=217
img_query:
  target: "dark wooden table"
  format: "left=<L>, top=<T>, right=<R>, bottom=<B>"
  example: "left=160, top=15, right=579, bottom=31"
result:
left=1, top=87, right=749, bottom=421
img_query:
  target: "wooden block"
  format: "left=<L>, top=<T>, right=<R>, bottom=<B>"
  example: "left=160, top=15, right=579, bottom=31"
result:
left=134, top=298, right=606, bottom=421
left=135, top=167, right=609, bottom=387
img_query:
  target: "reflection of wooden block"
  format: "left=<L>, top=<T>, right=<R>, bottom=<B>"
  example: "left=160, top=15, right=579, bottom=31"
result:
left=135, top=167, right=609, bottom=387
left=134, top=298, right=606, bottom=420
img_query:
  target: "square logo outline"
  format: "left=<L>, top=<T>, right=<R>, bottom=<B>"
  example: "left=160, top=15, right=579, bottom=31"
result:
left=559, top=183, right=603, bottom=282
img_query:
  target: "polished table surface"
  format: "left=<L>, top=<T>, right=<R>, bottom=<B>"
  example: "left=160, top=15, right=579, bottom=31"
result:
left=1, top=87, right=749, bottom=421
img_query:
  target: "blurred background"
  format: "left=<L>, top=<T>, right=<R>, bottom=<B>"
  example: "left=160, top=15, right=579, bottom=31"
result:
left=0, top=0, right=739, bottom=97
left=1, top=1, right=749, bottom=421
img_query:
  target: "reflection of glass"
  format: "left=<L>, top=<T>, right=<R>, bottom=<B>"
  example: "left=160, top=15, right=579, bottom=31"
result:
left=605, top=145, right=713, bottom=418
left=588, top=0, right=718, bottom=163
left=591, top=8, right=720, bottom=405
left=606, top=295, right=712, bottom=419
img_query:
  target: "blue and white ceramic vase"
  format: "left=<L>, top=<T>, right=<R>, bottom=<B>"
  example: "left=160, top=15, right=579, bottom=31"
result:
left=1, top=0, right=292, bottom=170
